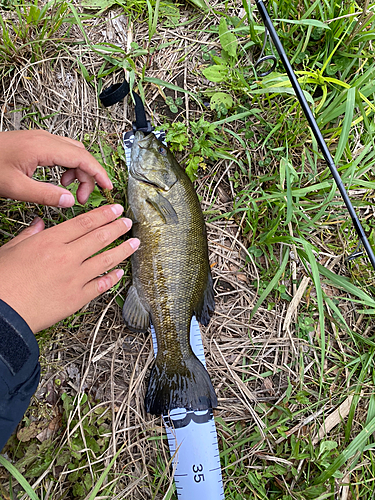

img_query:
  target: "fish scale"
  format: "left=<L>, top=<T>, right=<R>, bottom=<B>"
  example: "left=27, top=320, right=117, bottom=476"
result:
left=133, top=177, right=204, bottom=360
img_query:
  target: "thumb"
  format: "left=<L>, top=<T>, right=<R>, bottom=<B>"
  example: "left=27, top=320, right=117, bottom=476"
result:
left=15, top=176, right=75, bottom=207
left=3, top=217, right=45, bottom=249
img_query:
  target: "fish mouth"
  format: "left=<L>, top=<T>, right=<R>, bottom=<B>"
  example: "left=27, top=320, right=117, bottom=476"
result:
left=133, top=130, right=153, bottom=148
left=130, top=131, right=154, bottom=172
left=130, top=131, right=171, bottom=191
left=130, top=133, right=159, bottom=188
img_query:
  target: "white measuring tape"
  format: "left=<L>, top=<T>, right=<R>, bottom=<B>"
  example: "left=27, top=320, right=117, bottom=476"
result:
left=124, top=130, right=225, bottom=499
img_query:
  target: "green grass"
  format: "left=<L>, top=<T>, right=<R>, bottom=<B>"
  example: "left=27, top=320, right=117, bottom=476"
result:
left=1, top=0, right=375, bottom=498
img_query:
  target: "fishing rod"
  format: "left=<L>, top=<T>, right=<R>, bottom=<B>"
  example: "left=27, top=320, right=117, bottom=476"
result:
left=254, top=0, right=375, bottom=272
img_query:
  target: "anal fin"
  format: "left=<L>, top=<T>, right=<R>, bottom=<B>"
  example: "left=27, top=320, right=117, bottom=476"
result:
left=122, top=285, right=149, bottom=332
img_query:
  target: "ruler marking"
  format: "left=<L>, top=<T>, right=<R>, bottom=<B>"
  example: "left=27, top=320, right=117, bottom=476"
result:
left=209, top=467, right=222, bottom=472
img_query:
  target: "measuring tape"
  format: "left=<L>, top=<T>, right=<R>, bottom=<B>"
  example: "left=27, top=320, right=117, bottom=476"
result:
left=152, top=317, right=224, bottom=499
left=123, top=131, right=225, bottom=499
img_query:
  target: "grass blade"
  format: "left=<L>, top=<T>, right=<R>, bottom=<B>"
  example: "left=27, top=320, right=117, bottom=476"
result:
left=143, top=76, right=195, bottom=96
left=85, top=445, right=124, bottom=500
left=0, top=456, right=40, bottom=500
left=318, top=264, right=375, bottom=309
left=250, top=248, right=290, bottom=319
left=314, top=414, right=375, bottom=484
left=334, top=87, right=356, bottom=165
left=299, top=240, right=325, bottom=385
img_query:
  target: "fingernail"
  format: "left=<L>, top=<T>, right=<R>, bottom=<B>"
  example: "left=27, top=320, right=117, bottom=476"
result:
left=129, top=238, right=140, bottom=250
left=122, top=218, right=132, bottom=228
left=100, top=174, right=113, bottom=190
left=116, top=269, right=124, bottom=279
left=58, top=193, right=75, bottom=208
left=111, top=204, right=124, bottom=216
left=30, top=217, right=42, bottom=226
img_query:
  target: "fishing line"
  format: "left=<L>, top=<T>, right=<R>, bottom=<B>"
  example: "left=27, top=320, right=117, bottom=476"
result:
left=254, top=0, right=375, bottom=271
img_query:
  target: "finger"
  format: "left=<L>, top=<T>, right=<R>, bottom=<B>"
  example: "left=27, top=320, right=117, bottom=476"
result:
left=61, top=169, right=78, bottom=187
left=81, top=237, right=139, bottom=278
left=6, top=130, right=112, bottom=191
left=83, top=269, right=125, bottom=300
left=19, top=130, right=85, bottom=150
left=48, top=204, right=124, bottom=243
left=10, top=173, right=76, bottom=207
left=54, top=136, right=86, bottom=149
left=3, top=217, right=45, bottom=249
left=72, top=217, right=132, bottom=260
left=34, top=134, right=113, bottom=190
left=61, top=168, right=96, bottom=205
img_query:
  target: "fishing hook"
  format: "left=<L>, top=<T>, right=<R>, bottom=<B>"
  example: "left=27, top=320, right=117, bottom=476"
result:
left=254, top=26, right=277, bottom=77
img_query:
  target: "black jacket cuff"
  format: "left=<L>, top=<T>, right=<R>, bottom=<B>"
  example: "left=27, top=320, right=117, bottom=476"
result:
left=0, top=299, right=40, bottom=450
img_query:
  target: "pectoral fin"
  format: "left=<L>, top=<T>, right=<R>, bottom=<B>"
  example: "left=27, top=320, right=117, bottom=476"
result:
left=146, top=192, right=178, bottom=224
left=122, top=285, right=149, bottom=332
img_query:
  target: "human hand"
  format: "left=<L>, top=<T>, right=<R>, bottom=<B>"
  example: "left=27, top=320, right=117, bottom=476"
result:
left=0, top=204, right=139, bottom=333
left=0, top=129, right=113, bottom=207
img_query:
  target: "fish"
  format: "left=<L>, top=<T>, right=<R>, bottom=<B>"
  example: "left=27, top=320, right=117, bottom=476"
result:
left=122, top=130, right=217, bottom=416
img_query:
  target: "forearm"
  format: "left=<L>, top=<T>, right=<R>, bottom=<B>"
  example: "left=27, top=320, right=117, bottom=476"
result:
left=0, top=299, right=40, bottom=450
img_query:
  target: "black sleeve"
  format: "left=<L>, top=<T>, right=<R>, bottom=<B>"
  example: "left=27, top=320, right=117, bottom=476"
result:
left=0, top=299, right=40, bottom=451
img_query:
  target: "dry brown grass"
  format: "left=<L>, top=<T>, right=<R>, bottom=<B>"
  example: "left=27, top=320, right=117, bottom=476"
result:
left=1, top=1, right=374, bottom=499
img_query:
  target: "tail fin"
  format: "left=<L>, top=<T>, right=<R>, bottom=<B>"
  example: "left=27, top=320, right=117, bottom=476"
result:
left=145, top=353, right=217, bottom=415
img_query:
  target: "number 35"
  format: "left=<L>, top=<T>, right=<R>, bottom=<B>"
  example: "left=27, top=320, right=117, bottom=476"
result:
left=192, top=464, right=205, bottom=483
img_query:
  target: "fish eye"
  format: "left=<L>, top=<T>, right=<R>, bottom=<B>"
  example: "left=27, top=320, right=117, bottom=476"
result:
left=158, top=146, right=167, bottom=156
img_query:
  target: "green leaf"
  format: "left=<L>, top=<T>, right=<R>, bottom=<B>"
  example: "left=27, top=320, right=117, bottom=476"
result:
left=188, top=0, right=209, bottom=11
left=301, top=484, right=329, bottom=499
left=143, top=76, right=195, bottom=96
left=252, top=87, right=314, bottom=105
left=318, top=440, right=338, bottom=456
left=210, top=92, right=233, bottom=110
left=276, top=18, right=330, bottom=29
left=218, top=17, right=237, bottom=59
left=202, top=65, right=228, bottom=83
left=68, top=184, right=106, bottom=208
left=80, top=0, right=116, bottom=10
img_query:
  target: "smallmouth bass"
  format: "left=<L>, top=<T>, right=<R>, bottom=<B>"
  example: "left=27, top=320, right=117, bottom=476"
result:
left=122, top=131, right=217, bottom=415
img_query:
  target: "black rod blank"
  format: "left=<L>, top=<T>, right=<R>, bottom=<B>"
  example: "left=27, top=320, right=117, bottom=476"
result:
left=255, top=0, right=375, bottom=271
